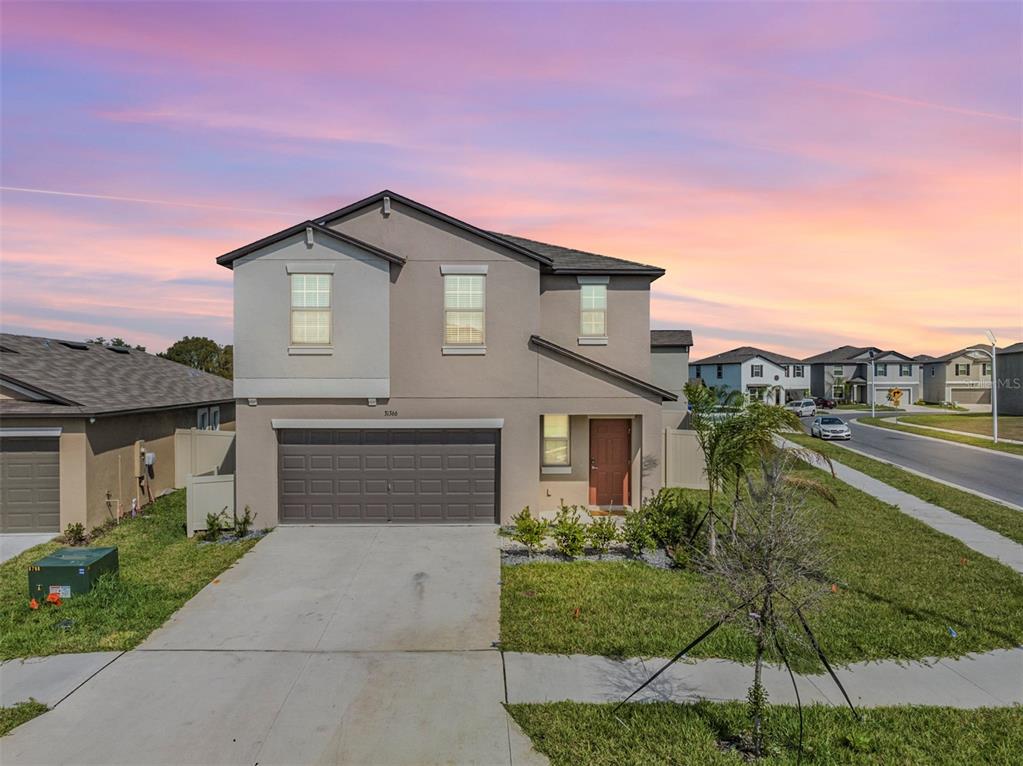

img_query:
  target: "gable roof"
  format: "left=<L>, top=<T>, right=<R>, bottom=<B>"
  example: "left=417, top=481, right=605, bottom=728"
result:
left=1001, top=341, right=1023, bottom=354
left=313, top=190, right=663, bottom=277
left=529, top=335, right=677, bottom=401
left=0, top=334, right=233, bottom=417
left=217, top=219, right=406, bottom=269
left=691, top=346, right=800, bottom=366
left=650, top=330, right=693, bottom=348
left=802, top=345, right=914, bottom=364
left=925, top=344, right=994, bottom=364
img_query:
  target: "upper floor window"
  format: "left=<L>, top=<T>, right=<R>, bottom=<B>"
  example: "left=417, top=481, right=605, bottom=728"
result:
left=694, top=365, right=702, bottom=379
left=751, top=364, right=764, bottom=378
left=542, top=414, right=570, bottom=466
left=875, top=363, right=888, bottom=376
left=793, top=364, right=804, bottom=377
left=833, top=365, right=843, bottom=375
left=716, top=364, right=723, bottom=379
left=982, top=363, right=991, bottom=376
left=954, top=363, right=971, bottom=376
left=196, top=406, right=219, bottom=431
left=444, top=274, right=485, bottom=346
left=291, top=274, right=331, bottom=345
left=899, top=364, right=912, bottom=376
left=781, top=365, right=790, bottom=376
left=580, top=284, right=607, bottom=338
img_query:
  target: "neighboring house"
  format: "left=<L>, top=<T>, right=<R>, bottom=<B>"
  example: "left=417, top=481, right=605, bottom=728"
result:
left=0, top=334, right=234, bottom=534
left=217, top=190, right=677, bottom=526
left=650, top=329, right=692, bottom=427
left=920, top=345, right=994, bottom=404
left=804, top=345, right=919, bottom=405
left=996, top=342, right=1023, bottom=416
left=688, top=347, right=809, bottom=404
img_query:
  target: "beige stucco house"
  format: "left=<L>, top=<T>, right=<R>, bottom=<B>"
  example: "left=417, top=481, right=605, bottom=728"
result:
left=919, top=345, right=994, bottom=405
left=218, top=190, right=684, bottom=526
left=0, top=334, right=234, bottom=533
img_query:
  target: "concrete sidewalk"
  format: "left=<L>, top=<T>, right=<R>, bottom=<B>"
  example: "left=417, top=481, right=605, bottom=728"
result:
left=0, top=652, right=121, bottom=707
left=504, top=647, right=1023, bottom=709
left=784, top=439, right=1023, bottom=574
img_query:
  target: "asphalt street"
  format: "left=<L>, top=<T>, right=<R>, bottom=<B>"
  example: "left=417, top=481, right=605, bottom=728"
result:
left=802, top=411, right=1023, bottom=508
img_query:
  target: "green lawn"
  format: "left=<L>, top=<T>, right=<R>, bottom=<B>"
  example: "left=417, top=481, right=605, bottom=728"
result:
left=835, top=403, right=901, bottom=412
left=860, top=417, right=1023, bottom=456
left=786, top=432, right=1023, bottom=545
left=0, top=491, right=260, bottom=659
left=0, top=700, right=48, bottom=737
left=899, top=413, right=1023, bottom=441
left=501, top=464, right=1023, bottom=668
left=509, top=701, right=1023, bottom=766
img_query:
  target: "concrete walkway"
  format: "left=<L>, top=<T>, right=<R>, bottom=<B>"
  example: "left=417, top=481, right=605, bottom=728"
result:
left=1, top=527, right=548, bottom=766
left=504, top=647, right=1023, bottom=709
left=0, top=652, right=121, bottom=707
left=0, top=534, right=53, bottom=564
left=784, top=439, right=1023, bottom=574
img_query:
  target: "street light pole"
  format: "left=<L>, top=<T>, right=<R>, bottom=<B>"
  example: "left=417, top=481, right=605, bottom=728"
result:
left=985, top=330, right=998, bottom=443
left=869, top=350, right=876, bottom=418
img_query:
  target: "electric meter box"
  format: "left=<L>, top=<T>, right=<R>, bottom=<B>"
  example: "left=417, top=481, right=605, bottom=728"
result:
left=28, top=547, right=119, bottom=600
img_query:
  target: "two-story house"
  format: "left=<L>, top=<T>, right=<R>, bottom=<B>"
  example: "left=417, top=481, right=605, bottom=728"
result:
left=217, top=190, right=680, bottom=526
left=919, top=346, right=994, bottom=405
left=650, top=329, right=693, bottom=428
left=688, top=347, right=809, bottom=404
left=805, top=346, right=919, bottom=405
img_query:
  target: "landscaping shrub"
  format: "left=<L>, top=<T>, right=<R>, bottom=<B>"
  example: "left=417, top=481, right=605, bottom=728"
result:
left=619, top=507, right=654, bottom=554
left=62, top=523, right=87, bottom=546
left=585, top=515, right=619, bottom=555
left=509, top=507, right=550, bottom=555
left=234, top=506, right=257, bottom=537
left=204, top=509, right=229, bottom=542
left=551, top=504, right=586, bottom=558
left=642, top=488, right=703, bottom=552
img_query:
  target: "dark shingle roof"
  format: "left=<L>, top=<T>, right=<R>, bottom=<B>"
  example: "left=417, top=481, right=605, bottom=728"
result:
left=802, top=345, right=914, bottom=364
left=650, top=330, right=693, bottom=348
left=925, top=345, right=993, bottom=363
left=0, top=334, right=233, bottom=417
left=691, top=346, right=800, bottom=366
left=488, top=232, right=664, bottom=276
left=1001, top=341, right=1023, bottom=354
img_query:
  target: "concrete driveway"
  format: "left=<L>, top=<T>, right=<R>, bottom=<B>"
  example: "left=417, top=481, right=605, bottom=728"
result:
left=1, top=526, right=546, bottom=766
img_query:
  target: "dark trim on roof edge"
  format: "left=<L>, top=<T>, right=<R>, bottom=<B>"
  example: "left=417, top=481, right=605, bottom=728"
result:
left=217, top=220, right=406, bottom=268
left=0, top=374, right=81, bottom=406
left=0, top=397, right=235, bottom=419
left=529, top=335, right=678, bottom=401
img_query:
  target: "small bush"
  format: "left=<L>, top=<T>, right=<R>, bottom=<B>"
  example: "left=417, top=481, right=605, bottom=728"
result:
left=234, top=506, right=257, bottom=537
left=204, top=509, right=229, bottom=542
left=642, top=488, right=704, bottom=556
left=586, top=515, right=620, bottom=555
left=620, top=507, right=654, bottom=553
left=551, top=504, right=587, bottom=558
left=62, top=523, right=87, bottom=546
left=509, top=507, right=550, bottom=555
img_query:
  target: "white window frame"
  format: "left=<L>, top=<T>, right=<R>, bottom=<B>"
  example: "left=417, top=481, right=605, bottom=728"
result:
left=442, top=271, right=486, bottom=350
left=833, top=365, right=844, bottom=375
left=955, top=363, right=971, bottom=376
left=899, top=364, right=912, bottom=377
left=578, top=280, right=608, bottom=342
left=832, top=385, right=844, bottom=399
left=750, top=364, right=764, bottom=378
left=875, top=363, right=888, bottom=376
left=290, top=273, right=332, bottom=346
left=197, top=407, right=210, bottom=430
left=210, top=406, right=221, bottom=431
left=541, top=414, right=571, bottom=470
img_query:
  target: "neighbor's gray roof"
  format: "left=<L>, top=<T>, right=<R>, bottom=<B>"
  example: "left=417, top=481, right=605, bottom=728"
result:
left=802, top=345, right=914, bottom=364
left=488, top=232, right=664, bottom=276
left=1000, top=341, right=1023, bottom=355
left=0, top=333, right=233, bottom=418
left=925, top=345, right=993, bottom=364
left=691, top=346, right=801, bottom=366
left=650, top=330, right=693, bottom=348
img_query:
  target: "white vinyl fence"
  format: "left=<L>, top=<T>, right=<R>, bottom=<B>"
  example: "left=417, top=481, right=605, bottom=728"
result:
left=662, top=428, right=706, bottom=489
left=174, top=428, right=236, bottom=489
left=186, top=473, right=235, bottom=538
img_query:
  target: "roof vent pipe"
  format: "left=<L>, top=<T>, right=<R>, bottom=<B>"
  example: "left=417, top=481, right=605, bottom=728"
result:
left=382, top=195, right=391, bottom=217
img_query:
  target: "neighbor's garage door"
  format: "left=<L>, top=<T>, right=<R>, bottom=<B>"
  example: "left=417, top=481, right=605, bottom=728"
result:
left=278, top=429, right=498, bottom=523
left=0, top=437, right=60, bottom=533
left=950, top=388, right=990, bottom=404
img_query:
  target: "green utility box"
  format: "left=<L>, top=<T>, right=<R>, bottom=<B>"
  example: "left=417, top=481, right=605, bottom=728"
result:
left=28, top=547, right=119, bottom=600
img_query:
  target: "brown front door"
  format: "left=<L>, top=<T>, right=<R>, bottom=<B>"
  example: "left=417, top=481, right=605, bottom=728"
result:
left=589, top=419, right=631, bottom=506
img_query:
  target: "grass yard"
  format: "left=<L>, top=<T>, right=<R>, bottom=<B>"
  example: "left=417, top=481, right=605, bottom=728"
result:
left=860, top=417, right=1023, bottom=457
left=0, top=700, right=48, bottom=737
left=786, top=432, right=1023, bottom=545
left=0, top=491, right=260, bottom=659
left=509, top=701, right=1023, bottom=766
left=835, top=403, right=901, bottom=412
left=899, top=413, right=1023, bottom=441
left=501, top=463, right=1023, bottom=669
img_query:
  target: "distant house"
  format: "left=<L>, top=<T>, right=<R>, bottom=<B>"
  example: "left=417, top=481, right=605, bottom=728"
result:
left=804, top=345, right=919, bottom=405
left=920, top=345, right=994, bottom=405
left=650, top=330, right=692, bottom=426
left=996, top=342, right=1023, bottom=416
left=689, top=346, right=809, bottom=404
left=0, top=334, right=234, bottom=534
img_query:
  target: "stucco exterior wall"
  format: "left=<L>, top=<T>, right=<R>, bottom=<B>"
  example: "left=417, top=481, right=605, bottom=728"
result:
left=996, top=350, right=1023, bottom=415
left=650, top=347, right=688, bottom=411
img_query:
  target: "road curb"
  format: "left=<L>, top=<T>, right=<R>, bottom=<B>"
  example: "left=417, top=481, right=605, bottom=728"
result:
left=853, top=420, right=1023, bottom=463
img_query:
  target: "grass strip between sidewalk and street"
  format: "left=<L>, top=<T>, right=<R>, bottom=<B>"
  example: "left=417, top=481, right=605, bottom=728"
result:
left=0, top=700, right=48, bottom=737
left=859, top=417, right=1023, bottom=456
left=0, top=490, right=261, bottom=660
left=898, top=413, right=1023, bottom=441
left=501, top=461, right=1023, bottom=669
left=508, top=701, right=1023, bottom=766
left=785, top=432, right=1023, bottom=546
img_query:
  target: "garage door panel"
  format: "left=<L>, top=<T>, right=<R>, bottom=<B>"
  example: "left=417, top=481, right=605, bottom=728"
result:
left=2, top=437, right=61, bottom=533
left=278, top=428, right=498, bottom=523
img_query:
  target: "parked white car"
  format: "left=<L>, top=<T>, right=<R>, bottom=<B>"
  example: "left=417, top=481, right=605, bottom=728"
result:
left=811, top=415, right=852, bottom=440
left=786, top=398, right=816, bottom=417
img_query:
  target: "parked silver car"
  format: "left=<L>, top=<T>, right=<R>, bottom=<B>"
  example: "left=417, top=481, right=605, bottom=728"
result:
left=786, top=398, right=816, bottom=417
left=811, top=415, right=851, bottom=440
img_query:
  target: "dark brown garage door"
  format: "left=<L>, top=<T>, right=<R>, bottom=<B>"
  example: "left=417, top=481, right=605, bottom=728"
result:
left=278, top=429, right=499, bottom=524
left=1, top=437, right=60, bottom=533
left=950, top=388, right=991, bottom=404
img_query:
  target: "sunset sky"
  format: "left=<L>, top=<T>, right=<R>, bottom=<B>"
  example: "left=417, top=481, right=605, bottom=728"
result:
left=1, top=1, right=1020, bottom=359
